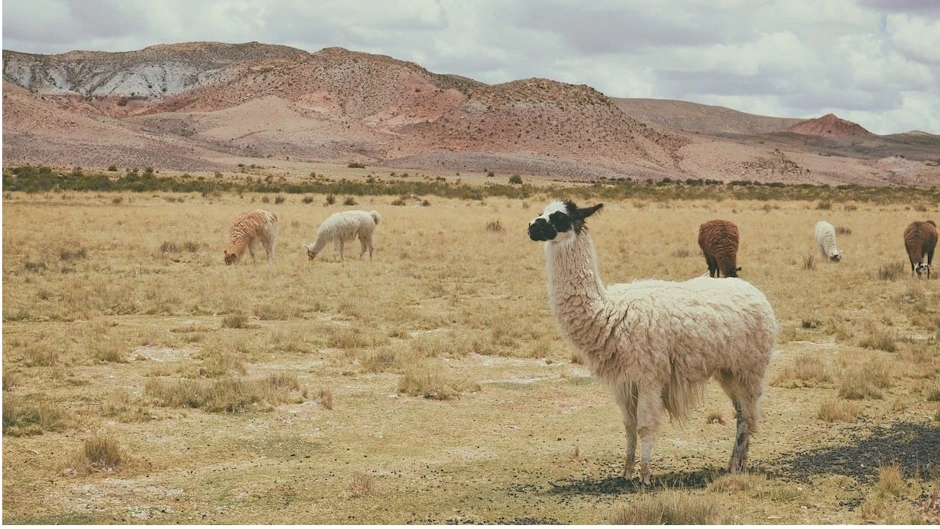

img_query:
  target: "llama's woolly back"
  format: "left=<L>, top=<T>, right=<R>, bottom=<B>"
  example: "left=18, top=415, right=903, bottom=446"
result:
left=598, top=277, right=776, bottom=419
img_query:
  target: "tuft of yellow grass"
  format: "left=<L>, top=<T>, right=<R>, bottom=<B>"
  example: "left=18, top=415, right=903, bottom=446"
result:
left=144, top=375, right=302, bottom=413
left=397, top=361, right=479, bottom=400
left=818, top=398, right=861, bottom=423
left=772, top=353, right=833, bottom=388
left=611, top=490, right=725, bottom=524
left=318, top=389, right=333, bottom=410
left=66, top=434, right=124, bottom=475
left=347, top=472, right=375, bottom=498
left=221, top=313, right=250, bottom=329
left=839, top=360, right=893, bottom=400
left=2, top=395, right=68, bottom=436
left=705, top=410, right=726, bottom=425
left=874, top=462, right=905, bottom=498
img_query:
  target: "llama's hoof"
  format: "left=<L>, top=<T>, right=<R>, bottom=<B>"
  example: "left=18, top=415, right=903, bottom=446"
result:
left=728, top=458, right=748, bottom=474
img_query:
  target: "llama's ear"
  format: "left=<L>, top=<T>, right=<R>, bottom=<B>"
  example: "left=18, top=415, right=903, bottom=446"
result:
left=577, top=203, right=603, bottom=219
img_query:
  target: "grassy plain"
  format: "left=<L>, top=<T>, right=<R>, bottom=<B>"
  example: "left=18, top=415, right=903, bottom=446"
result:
left=2, top=184, right=939, bottom=524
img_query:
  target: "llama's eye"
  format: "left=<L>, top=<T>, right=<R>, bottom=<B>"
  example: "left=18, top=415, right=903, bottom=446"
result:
left=548, top=212, right=572, bottom=232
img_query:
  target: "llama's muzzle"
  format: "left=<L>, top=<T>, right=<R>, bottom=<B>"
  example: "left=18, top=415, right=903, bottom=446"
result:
left=528, top=218, right=555, bottom=241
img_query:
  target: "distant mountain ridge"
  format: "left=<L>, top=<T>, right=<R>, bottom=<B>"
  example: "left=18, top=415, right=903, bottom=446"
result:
left=3, top=42, right=939, bottom=187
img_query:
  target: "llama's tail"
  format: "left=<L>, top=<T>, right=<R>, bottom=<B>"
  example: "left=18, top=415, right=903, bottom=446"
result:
left=370, top=211, right=381, bottom=225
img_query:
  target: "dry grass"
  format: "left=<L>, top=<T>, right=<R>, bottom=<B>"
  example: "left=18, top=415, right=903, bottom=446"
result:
left=221, top=313, right=250, bottom=329
left=3, top=191, right=940, bottom=524
left=818, top=398, right=861, bottom=422
left=318, top=388, right=333, bottom=410
left=878, top=262, right=906, bottom=281
left=773, top=353, right=834, bottom=388
left=611, top=490, right=725, bottom=524
left=2, top=395, right=68, bottom=436
left=839, top=360, right=893, bottom=400
left=397, top=361, right=479, bottom=400
left=802, top=254, right=817, bottom=270
left=144, top=374, right=302, bottom=413
left=347, top=472, right=375, bottom=498
left=65, top=434, right=124, bottom=475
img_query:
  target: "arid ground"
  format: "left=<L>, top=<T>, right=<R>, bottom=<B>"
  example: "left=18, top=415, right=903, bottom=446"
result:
left=2, top=168, right=938, bottom=524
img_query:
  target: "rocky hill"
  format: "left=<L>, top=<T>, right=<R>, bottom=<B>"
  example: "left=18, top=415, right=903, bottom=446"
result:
left=3, top=42, right=939, bottom=186
left=787, top=113, right=872, bottom=137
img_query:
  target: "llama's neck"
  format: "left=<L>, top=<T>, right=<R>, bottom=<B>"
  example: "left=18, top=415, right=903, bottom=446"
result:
left=545, top=231, right=612, bottom=353
left=308, top=234, right=329, bottom=255
left=227, top=237, right=247, bottom=257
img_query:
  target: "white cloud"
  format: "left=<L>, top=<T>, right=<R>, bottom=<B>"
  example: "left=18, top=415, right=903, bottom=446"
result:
left=885, top=13, right=940, bottom=63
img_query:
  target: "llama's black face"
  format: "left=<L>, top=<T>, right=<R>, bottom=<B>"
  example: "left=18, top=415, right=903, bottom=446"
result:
left=528, top=200, right=602, bottom=242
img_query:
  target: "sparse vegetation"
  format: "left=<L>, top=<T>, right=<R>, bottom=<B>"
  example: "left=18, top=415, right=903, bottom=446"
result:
left=2, top=395, right=67, bottom=436
left=611, top=491, right=725, bottom=524
left=878, top=262, right=906, bottom=281
left=221, top=313, right=250, bottom=329
left=803, top=254, right=816, bottom=270
left=65, top=434, right=124, bottom=475
left=4, top=185, right=940, bottom=524
left=347, top=472, right=375, bottom=497
left=144, top=374, right=302, bottom=413
left=818, top=398, right=861, bottom=422
left=485, top=220, right=504, bottom=232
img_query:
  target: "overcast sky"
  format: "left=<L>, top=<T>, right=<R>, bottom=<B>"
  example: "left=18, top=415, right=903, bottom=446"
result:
left=3, top=0, right=939, bottom=135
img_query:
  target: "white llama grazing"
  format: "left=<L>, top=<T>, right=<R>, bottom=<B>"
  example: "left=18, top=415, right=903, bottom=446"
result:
left=815, top=221, right=842, bottom=262
left=303, top=210, right=381, bottom=261
left=224, top=209, right=279, bottom=265
left=528, top=200, right=777, bottom=485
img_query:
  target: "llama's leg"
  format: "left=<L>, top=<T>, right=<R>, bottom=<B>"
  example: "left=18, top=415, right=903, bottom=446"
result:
left=636, top=387, right=663, bottom=486
left=248, top=239, right=260, bottom=263
left=718, top=371, right=762, bottom=473
left=706, top=256, right=718, bottom=277
left=260, top=237, right=274, bottom=264
left=359, top=237, right=367, bottom=260
left=613, top=381, right=638, bottom=480
left=338, top=239, right=345, bottom=261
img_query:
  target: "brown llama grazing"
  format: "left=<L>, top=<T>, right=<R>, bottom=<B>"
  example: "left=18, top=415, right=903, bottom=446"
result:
left=529, top=200, right=777, bottom=485
left=698, top=220, right=741, bottom=277
left=224, top=209, right=279, bottom=265
left=904, top=220, right=937, bottom=279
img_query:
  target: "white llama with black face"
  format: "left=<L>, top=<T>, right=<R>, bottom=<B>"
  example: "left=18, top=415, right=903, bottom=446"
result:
left=529, top=199, right=777, bottom=485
